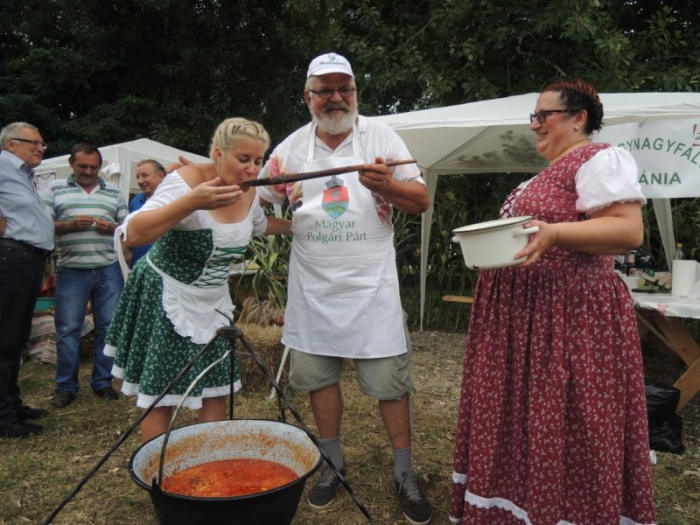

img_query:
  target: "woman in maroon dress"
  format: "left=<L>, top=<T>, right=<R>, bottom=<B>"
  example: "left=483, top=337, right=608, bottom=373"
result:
left=449, top=80, right=656, bottom=525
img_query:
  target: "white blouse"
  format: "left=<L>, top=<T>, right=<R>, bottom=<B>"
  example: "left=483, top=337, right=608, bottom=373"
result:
left=575, top=146, right=646, bottom=213
left=122, top=171, right=267, bottom=243
left=117, top=172, right=267, bottom=344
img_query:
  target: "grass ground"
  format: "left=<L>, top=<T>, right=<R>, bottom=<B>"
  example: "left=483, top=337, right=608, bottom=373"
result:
left=0, top=328, right=699, bottom=525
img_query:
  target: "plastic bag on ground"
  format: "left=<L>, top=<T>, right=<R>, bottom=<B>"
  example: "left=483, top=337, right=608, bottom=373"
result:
left=645, top=378, right=684, bottom=454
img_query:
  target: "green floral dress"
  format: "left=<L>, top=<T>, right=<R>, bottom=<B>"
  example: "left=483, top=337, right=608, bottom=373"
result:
left=104, top=173, right=267, bottom=409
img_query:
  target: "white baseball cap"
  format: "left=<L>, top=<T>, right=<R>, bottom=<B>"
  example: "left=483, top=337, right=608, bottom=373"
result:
left=307, top=53, right=354, bottom=78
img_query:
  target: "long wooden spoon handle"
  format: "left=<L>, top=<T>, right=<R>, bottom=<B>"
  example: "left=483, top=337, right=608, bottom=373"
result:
left=243, top=159, right=418, bottom=187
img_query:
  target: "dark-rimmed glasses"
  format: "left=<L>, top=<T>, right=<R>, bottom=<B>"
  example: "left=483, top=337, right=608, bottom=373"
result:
left=529, top=109, right=577, bottom=125
left=10, top=137, right=48, bottom=149
left=308, top=87, right=357, bottom=100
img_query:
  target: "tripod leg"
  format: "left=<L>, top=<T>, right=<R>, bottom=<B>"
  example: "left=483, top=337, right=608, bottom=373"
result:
left=268, top=345, right=290, bottom=400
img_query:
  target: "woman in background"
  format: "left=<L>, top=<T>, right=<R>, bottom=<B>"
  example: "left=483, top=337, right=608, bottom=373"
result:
left=450, top=80, right=656, bottom=524
left=105, top=117, right=290, bottom=442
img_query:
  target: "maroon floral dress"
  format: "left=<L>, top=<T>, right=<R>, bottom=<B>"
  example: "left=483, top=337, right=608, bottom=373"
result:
left=449, top=143, right=656, bottom=525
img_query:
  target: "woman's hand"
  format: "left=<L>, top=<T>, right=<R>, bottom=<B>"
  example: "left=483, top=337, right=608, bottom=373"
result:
left=512, top=201, right=644, bottom=267
left=188, top=177, right=244, bottom=210
left=513, top=220, right=558, bottom=267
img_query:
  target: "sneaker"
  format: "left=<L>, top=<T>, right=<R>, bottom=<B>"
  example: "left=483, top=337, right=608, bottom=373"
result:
left=16, top=405, right=48, bottom=420
left=95, top=386, right=119, bottom=401
left=395, top=471, right=432, bottom=525
left=308, top=464, right=345, bottom=509
left=0, top=419, right=43, bottom=438
left=53, top=390, right=76, bottom=408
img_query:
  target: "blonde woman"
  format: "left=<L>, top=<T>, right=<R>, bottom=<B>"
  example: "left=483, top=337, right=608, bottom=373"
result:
left=105, top=118, right=290, bottom=442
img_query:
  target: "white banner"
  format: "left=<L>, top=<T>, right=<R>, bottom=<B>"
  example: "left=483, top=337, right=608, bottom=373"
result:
left=597, top=118, right=700, bottom=198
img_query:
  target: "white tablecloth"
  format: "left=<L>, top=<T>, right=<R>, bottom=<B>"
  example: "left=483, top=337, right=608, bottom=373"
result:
left=631, top=291, right=700, bottom=320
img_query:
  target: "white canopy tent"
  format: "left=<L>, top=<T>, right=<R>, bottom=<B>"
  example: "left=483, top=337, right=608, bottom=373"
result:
left=374, top=92, right=700, bottom=329
left=35, top=138, right=211, bottom=200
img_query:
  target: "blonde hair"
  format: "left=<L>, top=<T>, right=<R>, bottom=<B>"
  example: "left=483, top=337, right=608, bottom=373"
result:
left=209, top=117, right=270, bottom=159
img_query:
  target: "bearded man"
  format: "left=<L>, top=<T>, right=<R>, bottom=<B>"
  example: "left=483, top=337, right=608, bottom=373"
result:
left=257, top=53, right=432, bottom=525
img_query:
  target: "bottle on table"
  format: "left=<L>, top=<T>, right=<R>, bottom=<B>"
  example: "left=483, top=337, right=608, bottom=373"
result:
left=674, top=242, right=685, bottom=261
left=626, top=249, right=637, bottom=276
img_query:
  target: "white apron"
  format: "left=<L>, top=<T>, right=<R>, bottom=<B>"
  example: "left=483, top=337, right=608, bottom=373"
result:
left=282, top=124, right=406, bottom=358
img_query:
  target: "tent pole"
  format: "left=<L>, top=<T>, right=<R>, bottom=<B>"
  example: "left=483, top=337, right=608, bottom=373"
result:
left=419, top=170, right=438, bottom=331
left=652, top=198, right=675, bottom=271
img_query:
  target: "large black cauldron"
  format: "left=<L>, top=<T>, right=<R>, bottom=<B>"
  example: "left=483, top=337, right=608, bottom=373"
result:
left=129, top=419, right=322, bottom=525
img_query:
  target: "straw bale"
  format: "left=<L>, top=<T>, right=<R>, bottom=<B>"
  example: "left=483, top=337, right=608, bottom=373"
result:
left=234, top=322, right=286, bottom=390
left=238, top=296, right=284, bottom=326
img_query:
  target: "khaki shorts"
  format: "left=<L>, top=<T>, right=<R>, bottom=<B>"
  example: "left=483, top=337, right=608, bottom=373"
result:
left=288, top=349, right=413, bottom=400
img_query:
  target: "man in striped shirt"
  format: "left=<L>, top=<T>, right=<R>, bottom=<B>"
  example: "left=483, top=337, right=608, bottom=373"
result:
left=42, top=143, right=128, bottom=408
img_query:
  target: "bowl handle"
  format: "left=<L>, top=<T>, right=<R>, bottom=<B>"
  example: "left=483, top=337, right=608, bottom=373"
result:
left=451, top=235, right=460, bottom=243
left=513, top=226, right=539, bottom=237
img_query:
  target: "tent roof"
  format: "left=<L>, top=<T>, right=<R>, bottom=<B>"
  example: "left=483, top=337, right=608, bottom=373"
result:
left=374, top=92, right=700, bottom=175
left=373, top=91, right=700, bottom=329
left=35, top=138, right=210, bottom=197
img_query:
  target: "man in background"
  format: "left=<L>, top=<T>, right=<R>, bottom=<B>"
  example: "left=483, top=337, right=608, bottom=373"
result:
left=124, top=159, right=166, bottom=266
left=0, top=122, right=54, bottom=438
left=42, top=143, right=128, bottom=408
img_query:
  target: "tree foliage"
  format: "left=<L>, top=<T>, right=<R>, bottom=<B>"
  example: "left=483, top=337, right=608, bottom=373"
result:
left=1, top=0, right=338, bottom=154
left=3, top=0, right=700, bottom=328
left=337, top=0, right=700, bottom=115
left=2, top=0, right=699, bottom=154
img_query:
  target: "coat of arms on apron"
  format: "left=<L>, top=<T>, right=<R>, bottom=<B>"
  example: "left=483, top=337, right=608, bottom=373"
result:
left=322, top=175, right=349, bottom=219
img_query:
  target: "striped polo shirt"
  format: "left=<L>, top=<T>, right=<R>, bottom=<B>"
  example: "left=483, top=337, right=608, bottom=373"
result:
left=42, top=175, right=128, bottom=268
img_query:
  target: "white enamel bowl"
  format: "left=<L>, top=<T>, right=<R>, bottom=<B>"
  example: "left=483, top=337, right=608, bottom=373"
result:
left=452, top=216, right=539, bottom=270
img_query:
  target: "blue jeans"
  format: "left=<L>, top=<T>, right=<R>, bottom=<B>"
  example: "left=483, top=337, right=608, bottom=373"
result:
left=55, top=263, right=124, bottom=394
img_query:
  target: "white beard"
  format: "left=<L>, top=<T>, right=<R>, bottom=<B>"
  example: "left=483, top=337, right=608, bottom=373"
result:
left=311, top=107, right=358, bottom=136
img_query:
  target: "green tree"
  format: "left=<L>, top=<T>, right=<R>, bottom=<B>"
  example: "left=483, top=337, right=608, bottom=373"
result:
left=0, top=0, right=339, bottom=155
left=335, top=0, right=699, bottom=116
left=4, top=0, right=698, bottom=151
left=4, top=0, right=700, bottom=328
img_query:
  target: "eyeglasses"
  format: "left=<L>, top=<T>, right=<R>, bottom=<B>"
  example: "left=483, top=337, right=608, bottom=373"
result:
left=529, top=109, right=577, bottom=124
left=10, top=137, right=48, bottom=149
left=308, top=87, right=357, bottom=99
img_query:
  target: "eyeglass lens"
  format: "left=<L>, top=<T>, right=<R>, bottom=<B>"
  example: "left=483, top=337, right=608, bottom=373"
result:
left=529, top=109, right=574, bottom=124
left=11, top=138, right=47, bottom=149
left=312, top=87, right=356, bottom=98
